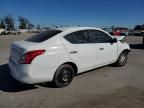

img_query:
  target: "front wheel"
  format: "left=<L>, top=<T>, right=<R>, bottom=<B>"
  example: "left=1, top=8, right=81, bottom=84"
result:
left=18, top=32, right=21, bottom=35
left=115, top=51, right=128, bottom=67
left=53, top=64, right=74, bottom=88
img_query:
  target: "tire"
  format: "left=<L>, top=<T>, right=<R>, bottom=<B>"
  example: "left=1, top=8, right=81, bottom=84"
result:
left=1, top=32, right=5, bottom=35
left=7, top=32, right=11, bottom=35
left=53, top=64, right=74, bottom=88
left=115, top=51, right=128, bottom=67
left=18, top=32, right=21, bottom=35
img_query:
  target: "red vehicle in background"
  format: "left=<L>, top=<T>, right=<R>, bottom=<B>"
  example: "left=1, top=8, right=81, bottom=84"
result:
left=109, top=30, right=121, bottom=36
left=103, top=28, right=128, bottom=36
left=113, top=30, right=121, bottom=36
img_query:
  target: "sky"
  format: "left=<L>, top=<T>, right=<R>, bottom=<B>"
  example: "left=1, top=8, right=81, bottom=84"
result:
left=0, top=0, right=144, bottom=28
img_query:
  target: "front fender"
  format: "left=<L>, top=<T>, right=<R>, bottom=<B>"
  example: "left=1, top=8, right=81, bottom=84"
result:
left=117, top=42, right=131, bottom=57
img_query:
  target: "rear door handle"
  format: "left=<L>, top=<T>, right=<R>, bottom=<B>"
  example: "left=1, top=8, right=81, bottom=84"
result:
left=99, top=48, right=104, bottom=50
left=70, top=51, right=78, bottom=54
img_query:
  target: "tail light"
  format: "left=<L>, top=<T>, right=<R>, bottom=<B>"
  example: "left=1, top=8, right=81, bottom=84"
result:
left=19, top=50, right=45, bottom=64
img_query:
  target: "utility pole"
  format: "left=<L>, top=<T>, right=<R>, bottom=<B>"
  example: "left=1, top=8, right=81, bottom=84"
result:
left=141, top=31, right=144, bottom=44
left=143, top=35, right=144, bottom=44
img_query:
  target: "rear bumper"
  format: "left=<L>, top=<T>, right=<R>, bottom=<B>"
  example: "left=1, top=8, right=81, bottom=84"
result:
left=8, top=59, right=53, bottom=84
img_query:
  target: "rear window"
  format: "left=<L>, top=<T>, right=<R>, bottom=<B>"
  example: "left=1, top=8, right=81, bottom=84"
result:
left=26, top=29, right=62, bottom=42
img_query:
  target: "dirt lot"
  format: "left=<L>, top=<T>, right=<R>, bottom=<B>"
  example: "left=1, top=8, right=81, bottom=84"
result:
left=0, top=34, right=144, bottom=108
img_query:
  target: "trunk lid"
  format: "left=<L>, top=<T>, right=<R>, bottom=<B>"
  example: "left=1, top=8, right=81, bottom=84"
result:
left=10, top=41, right=36, bottom=64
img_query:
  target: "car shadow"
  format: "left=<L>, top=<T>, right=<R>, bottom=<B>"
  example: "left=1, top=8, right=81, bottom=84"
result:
left=38, top=82, right=56, bottom=88
left=0, top=64, right=38, bottom=92
left=0, top=63, right=120, bottom=91
left=130, top=44, right=144, bottom=49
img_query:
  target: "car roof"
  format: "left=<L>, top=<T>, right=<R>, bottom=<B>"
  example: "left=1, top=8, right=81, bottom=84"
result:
left=55, top=27, right=102, bottom=32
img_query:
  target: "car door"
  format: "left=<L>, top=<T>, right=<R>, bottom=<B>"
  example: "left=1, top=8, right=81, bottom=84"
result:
left=62, top=30, right=97, bottom=73
left=89, top=30, right=118, bottom=66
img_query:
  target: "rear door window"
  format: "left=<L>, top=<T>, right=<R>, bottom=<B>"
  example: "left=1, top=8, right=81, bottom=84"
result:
left=26, top=30, right=62, bottom=42
left=64, top=30, right=91, bottom=44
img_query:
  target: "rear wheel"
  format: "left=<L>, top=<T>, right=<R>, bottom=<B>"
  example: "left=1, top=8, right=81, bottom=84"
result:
left=18, top=32, right=21, bottom=35
left=7, top=32, right=11, bottom=35
left=115, top=51, right=128, bottom=67
left=53, top=64, right=74, bottom=88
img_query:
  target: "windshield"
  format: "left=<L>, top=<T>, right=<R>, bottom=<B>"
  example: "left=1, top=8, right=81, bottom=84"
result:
left=26, top=29, right=62, bottom=42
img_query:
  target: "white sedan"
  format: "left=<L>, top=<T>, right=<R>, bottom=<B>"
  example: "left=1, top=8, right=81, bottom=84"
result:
left=8, top=27, right=130, bottom=87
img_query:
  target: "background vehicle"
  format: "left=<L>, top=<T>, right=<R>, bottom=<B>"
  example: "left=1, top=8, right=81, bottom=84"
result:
left=28, top=29, right=41, bottom=33
left=103, top=28, right=129, bottom=36
left=0, top=28, right=4, bottom=35
left=8, top=27, right=130, bottom=87
left=1, top=29, right=21, bottom=35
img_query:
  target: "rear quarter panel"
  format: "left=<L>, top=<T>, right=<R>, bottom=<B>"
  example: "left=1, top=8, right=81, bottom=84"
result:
left=27, top=35, right=74, bottom=82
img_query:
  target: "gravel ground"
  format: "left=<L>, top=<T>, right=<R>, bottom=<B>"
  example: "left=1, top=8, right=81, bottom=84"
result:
left=0, top=34, right=144, bottom=108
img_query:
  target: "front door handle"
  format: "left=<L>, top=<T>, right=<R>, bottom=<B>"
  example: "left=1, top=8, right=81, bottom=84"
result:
left=99, top=48, right=104, bottom=50
left=70, top=51, right=78, bottom=54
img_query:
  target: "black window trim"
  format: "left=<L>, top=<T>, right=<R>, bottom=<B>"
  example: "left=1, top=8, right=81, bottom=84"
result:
left=26, top=29, right=62, bottom=43
left=64, top=30, right=92, bottom=44
left=88, top=29, right=113, bottom=43
left=64, top=29, right=113, bottom=44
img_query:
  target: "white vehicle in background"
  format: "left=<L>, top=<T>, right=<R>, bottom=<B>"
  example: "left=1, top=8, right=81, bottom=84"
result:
left=28, top=29, right=41, bottom=33
left=1, top=29, right=21, bottom=35
left=8, top=27, right=130, bottom=88
left=0, top=28, right=4, bottom=35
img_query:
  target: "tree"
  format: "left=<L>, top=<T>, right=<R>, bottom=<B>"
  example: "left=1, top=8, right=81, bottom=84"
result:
left=0, top=18, right=5, bottom=28
left=28, top=23, right=35, bottom=29
left=141, top=24, right=144, bottom=30
left=134, top=24, right=144, bottom=30
left=1, top=19, right=5, bottom=28
left=111, top=25, right=115, bottom=30
left=4, top=15, right=14, bottom=29
left=51, top=24, right=58, bottom=28
left=18, top=16, right=35, bottom=29
left=37, top=24, right=41, bottom=30
left=134, top=25, right=142, bottom=30
left=18, top=16, right=28, bottom=29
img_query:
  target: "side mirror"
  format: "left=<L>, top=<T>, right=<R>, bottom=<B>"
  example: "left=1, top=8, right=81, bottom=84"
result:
left=110, top=38, right=117, bottom=44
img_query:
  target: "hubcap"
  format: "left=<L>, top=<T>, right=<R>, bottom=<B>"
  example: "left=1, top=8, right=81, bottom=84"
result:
left=119, top=54, right=126, bottom=65
left=62, top=70, right=69, bottom=82
left=59, top=68, right=72, bottom=83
